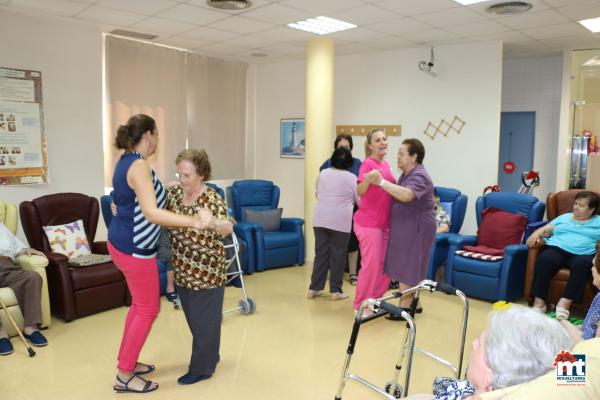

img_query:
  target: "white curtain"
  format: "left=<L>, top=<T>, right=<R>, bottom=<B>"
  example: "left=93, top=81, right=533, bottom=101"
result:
left=104, top=36, right=247, bottom=186
left=186, top=54, right=247, bottom=180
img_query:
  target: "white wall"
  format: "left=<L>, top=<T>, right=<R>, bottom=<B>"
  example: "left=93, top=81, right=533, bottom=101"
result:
left=0, top=9, right=104, bottom=241
left=248, top=60, right=307, bottom=219
left=249, top=41, right=504, bottom=236
left=502, top=55, right=563, bottom=201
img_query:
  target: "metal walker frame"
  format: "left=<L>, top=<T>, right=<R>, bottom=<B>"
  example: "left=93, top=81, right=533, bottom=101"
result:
left=222, top=232, right=256, bottom=316
left=335, top=280, right=469, bottom=399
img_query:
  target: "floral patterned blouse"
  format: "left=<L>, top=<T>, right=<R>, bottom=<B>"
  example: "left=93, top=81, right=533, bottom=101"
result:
left=434, top=205, right=451, bottom=229
left=167, top=185, right=229, bottom=290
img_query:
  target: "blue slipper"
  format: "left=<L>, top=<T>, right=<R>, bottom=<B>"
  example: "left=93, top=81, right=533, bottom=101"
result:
left=0, top=337, right=13, bottom=355
left=23, top=331, right=48, bottom=347
left=177, top=373, right=212, bottom=385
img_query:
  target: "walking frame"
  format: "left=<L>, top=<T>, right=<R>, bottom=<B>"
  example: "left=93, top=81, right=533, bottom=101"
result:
left=222, top=232, right=256, bottom=316
left=335, top=280, right=469, bottom=399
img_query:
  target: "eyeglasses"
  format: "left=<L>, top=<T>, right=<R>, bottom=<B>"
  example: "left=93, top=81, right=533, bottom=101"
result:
left=175, top=172, right=197, bottom=179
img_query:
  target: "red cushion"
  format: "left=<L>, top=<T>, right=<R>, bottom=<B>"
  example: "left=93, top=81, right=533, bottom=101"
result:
left=463, top=245, right=504, bottom=256
left=477, top=207, right=527, bottom=249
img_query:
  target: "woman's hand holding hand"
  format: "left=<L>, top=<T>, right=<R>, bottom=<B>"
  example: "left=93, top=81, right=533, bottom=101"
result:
left=526, top=235, right=545, bottom=248
left=364, top=170, right=382, bottom=185
left=193, top=208, right=214, bottom=229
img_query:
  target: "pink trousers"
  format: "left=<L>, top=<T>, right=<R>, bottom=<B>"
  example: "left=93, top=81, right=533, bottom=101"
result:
left=108, top=241, right=160, bottom=373
left=353, top=223, right=391, bottom=310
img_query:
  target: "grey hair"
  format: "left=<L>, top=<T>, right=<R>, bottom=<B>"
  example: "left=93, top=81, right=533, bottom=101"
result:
left=485, top=305, right=572, bottom=389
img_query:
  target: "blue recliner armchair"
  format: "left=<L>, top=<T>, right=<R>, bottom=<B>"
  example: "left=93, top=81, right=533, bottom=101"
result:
left=229, top=180, right=305, bottom=272
left=426, top=186, right=468, bottom=280
left=445, top=192, right=545, bottom=302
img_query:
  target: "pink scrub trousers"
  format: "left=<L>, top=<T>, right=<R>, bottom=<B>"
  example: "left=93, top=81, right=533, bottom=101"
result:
left=353, top=222, right=391, bottom=310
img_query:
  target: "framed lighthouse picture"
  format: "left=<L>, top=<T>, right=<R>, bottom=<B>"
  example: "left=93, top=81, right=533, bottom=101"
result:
left=280, top=118, right=305, bottom=159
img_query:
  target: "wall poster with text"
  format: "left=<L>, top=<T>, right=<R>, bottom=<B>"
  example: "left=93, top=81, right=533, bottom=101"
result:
left=0, top=66, right=48, bottom=185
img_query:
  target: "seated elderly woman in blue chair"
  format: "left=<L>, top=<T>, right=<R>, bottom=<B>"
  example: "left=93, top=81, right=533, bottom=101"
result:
left=527, top=191, right=600, bottom=320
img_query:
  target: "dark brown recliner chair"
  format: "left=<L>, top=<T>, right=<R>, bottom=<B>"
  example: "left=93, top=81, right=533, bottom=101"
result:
left=524, top=189, right=599, bottom=312
left=19, top=193, right=130, bottom=322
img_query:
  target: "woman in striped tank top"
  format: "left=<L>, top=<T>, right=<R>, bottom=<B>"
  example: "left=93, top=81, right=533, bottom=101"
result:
left=108, top=114, right=213, bottom=394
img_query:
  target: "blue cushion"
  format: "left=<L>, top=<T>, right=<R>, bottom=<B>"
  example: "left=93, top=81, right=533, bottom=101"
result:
left=452, top=255, right=502, bottom=278
left=263, top=232, right=299, bottom=250
left=481, top=192, right=538, bottom=217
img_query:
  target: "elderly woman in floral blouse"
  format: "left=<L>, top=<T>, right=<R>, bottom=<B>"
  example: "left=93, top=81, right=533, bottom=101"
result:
left=167, top=149, right=233, bottom=385
left=434, top=188, right=451, bottom=234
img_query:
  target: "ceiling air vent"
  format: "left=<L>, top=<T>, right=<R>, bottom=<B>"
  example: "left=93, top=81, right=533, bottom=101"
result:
left=207, top=0, right=252, bottom=10
left=109, top=29, right=158, bottom=40
left=486, top=1, right=533, bottom=15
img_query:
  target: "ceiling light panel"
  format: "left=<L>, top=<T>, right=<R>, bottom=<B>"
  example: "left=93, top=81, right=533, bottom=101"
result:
left=579, top=17, right=600, bottom=33
left=287, top=16, right=357, bottom=35
left=453, top=0, right=490, bottom=4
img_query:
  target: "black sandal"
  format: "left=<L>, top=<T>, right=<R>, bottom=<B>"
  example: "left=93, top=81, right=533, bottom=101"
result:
left=135, top=362, right=155, bottom=375
left=113, top=374, right=158, bottom=393
left=165, top=291, right=178, bottom=302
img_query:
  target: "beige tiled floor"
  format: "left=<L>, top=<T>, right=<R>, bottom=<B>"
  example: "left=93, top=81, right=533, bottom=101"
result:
left=2, top=265, right=494, bottom=400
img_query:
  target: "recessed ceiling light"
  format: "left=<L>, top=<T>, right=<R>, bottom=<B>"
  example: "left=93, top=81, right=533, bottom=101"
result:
left=486, top=1, right=533, bottom=15
left=207, top=0, right=252, bottom=10
left=579, top=17, right=600, bottom=33
left=287, top=16, right=357, bottom=35
left=453, top=0, right=489, bottom=5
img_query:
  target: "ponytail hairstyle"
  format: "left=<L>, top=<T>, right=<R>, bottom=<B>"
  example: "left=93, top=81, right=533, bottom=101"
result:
left=364, top=128, right=383, bottom=158
left=115, top=114, right=156, bottom=152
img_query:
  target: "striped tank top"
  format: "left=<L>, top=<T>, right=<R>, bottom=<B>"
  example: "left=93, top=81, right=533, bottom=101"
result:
left=108, top=152, right=166, bottom=258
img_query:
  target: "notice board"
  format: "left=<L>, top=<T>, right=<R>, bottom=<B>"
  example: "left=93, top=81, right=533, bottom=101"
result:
left=0, top=66, right=48, bottom=185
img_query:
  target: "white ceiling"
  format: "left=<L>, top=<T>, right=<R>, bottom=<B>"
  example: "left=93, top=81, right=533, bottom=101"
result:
left=2, top=0, right=600, bottom=63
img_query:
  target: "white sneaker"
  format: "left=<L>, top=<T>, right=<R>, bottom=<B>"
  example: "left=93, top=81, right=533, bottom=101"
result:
left=331, top=292, right=349, bottom=301
left=555, top=307, right=570, bottom=320
left=307, top=290, right=322, bottom=299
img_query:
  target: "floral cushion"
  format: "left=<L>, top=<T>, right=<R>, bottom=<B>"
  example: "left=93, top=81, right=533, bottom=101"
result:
left=43, top=219, right=91, bottom=258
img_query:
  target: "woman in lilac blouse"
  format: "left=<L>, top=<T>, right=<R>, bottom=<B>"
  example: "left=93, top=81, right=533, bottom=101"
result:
left=308, top=147, right=358, bottom=300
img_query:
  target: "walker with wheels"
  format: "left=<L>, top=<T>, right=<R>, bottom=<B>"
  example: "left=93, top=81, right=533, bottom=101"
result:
left=334, top=280, right=469, bottom=399
left=222, top=232, right=256, bottom=316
